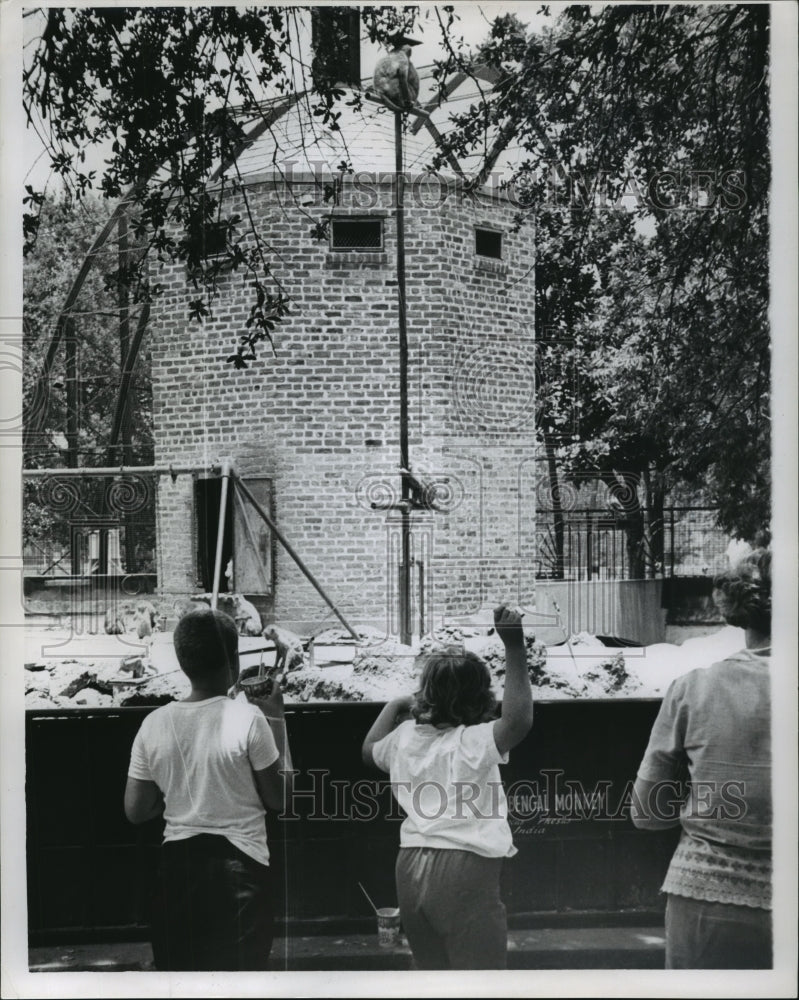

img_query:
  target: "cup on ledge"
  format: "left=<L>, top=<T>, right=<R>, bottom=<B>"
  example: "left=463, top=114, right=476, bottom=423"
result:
left=376, top=907, right=401, bottom=948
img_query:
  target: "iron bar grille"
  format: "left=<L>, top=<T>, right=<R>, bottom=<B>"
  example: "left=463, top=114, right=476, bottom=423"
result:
left=534, top=507, right=730, bottom=582
left=330, top=218, right=383, bottom=252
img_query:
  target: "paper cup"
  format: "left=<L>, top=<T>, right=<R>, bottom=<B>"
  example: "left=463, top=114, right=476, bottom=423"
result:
left=376, top=907, right=401, bottom=948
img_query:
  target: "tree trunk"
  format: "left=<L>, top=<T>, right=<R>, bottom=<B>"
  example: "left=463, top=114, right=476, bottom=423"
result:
left=624, top=508, right=646, bottom=580
left=644, top=466, right=666, bottom=579
left=118, top=210, right=137, bottom=573
left=606, top=471, right=646, bottom=580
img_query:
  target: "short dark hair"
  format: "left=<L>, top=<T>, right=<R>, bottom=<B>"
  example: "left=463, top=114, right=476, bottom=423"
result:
left=412, top=649, right=497, bottom=728
left=713, top=547, right=771, bottom=635
left=173, top=606, right=239, bottom=681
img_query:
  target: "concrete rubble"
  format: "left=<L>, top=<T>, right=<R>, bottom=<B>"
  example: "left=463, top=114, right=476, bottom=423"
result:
left=23, top=616, right=747, bottom=709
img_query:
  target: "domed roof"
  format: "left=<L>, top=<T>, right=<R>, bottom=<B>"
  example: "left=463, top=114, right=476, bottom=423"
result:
left=226, top=91, right=440, bottom=180
left=221, top=66, right=525, bottom=189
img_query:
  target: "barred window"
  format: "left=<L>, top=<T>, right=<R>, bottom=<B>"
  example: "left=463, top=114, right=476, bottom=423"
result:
left=475, top=227, right=503, bottom=259
left=330, top=217, right=384, bottom=252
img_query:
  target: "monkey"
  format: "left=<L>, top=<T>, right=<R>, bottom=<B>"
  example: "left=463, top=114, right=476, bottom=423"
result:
left=134, top=600, right=158, bottom=640
left=262, top=624, right=305, bottom=673
left=104, top=606, right=126, bottom=635
left=212, top=593, right=262, bottom=635
left=105, top=602, right=138, bottom=634
left=227, top=593, right=263, bottom=636
left=119, top=655, right=146, bottom=679
left=175, top=597, right=207, bottom=618
left=118, top=654, right=156, bottom=679
left=175, top=594, right=261, bottom=635
left=372, top=33, right=420, bottom=110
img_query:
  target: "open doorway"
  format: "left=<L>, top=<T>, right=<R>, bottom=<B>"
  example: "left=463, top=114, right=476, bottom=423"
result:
left=194, top=474, right=274, bottom=596
left=194, top=476, right=233, bottom=593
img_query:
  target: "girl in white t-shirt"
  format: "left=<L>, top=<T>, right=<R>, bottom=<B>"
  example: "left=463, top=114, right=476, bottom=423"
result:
left=362, top=605, right=533, bottom=969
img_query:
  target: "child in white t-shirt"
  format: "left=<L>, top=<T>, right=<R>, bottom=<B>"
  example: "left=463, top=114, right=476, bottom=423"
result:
left=125, top=606, right=293, bottom=970
left=362, top=605, right=533, bottom=969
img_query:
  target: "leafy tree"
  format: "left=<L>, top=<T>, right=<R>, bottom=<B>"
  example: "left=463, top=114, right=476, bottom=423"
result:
left=432, top=3, right=770, bottom=548
left=23, top=5, right=418, bottom=369
left=23, top=4, right=771, bottom=553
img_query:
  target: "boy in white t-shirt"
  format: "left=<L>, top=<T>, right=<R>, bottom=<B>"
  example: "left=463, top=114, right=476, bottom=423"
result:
left=124, top=606, right=293, bottom=970
left=362, top=605, right=533, bottom=969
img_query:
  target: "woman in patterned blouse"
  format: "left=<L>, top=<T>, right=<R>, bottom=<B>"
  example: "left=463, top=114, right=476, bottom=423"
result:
left=632, top=547, right=772, bottom=969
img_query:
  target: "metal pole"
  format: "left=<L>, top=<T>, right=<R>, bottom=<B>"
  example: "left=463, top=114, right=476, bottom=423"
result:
left=106, top=303, right=151, bottom=466
left=64, top=320, right=81, bottom=576
left=65, top=319, right=79, bottom=470
left=118, top=211, right=130, bottom=404
left=395, top=109, right=412, bottom=646
left=670, top=507, right=675, bottom=578
left=418, top=559, right=425, bottom=636
left=235, top=476, right=359, bottom=641
left=117, top=209, right=136, bottom=570
left=395, top=111, right=409, bottom=482
left=211, top=460, right=232, bottom=609
left=587, top=517, right=593, bottom=582
left=23, top=463, right=219, bottom=478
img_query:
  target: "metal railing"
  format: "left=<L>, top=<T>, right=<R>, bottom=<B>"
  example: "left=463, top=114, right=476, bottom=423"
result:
left=535, top=507, right=730, bottom=582
left=23, top=469, right=159, bottom=581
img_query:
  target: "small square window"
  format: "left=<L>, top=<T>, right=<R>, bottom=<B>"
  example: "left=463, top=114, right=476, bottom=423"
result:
left=330, top=217, right=384, bottom=252
left=186, top=220, right=235, bottom=278
left=475, top=227, right=503, bottom=259
left=199, top=221, right=229, bottom=259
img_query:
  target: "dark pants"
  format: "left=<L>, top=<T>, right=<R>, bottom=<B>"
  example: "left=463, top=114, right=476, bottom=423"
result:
left=665, top=893, right=772, bottom=969
left=396, top=846, right=507, bottom=970
left=150, top=834, right=274, bottom=971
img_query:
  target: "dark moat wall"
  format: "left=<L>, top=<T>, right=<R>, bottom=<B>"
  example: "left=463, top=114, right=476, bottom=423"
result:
left=26, top=700, right=678, bottom=944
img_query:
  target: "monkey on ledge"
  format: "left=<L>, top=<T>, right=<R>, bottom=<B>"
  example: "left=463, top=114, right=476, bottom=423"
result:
left=371, top=32, right=422, bottom=111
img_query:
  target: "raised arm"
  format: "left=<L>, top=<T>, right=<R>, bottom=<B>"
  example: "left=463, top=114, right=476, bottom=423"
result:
left=243, top=677, right=295, bottom=812
left=362, top=696, right=413, bottom=767
left=492, top=605, right=534, bottom=755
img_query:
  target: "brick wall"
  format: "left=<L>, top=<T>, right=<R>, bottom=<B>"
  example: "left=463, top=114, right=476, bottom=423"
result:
left=150, top=171, right=536, bottom=631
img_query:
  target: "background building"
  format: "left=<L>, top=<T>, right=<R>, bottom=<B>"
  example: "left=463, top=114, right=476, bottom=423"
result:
left=151, top=77, right=538, bottom=632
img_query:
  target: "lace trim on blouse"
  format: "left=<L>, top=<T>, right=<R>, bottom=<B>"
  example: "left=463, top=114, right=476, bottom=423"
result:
left=663, top=835, right=771, bottom=909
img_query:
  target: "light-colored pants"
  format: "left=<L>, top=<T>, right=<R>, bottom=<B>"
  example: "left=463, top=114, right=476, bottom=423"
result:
left=665, top=893, right=772, bottom=969
left=396, top=846, right=507, bottom=970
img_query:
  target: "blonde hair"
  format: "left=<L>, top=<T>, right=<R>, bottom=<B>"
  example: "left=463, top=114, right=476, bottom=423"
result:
left=412, top=649, right=497, bottom=727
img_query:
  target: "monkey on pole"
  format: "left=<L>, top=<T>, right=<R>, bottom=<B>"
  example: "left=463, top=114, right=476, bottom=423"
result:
left=371, top=32, right=421, bottom=111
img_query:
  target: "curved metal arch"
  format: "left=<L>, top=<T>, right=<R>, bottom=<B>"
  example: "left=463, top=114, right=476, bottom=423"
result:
left=105, top=301, right=151, bottom=466
left=26, top=94, right=310, bottom=461
left=24, top=182, right=147, bottom=453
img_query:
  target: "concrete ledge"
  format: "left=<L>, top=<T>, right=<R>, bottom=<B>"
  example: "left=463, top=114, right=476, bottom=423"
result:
left=29, top=926, right=665, bottom=972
